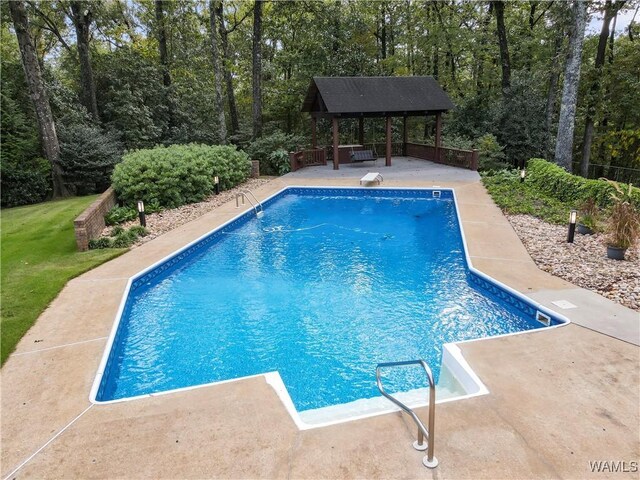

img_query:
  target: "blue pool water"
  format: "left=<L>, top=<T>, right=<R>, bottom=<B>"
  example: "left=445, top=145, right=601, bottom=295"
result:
left=96, top=188, right=560, bottom=410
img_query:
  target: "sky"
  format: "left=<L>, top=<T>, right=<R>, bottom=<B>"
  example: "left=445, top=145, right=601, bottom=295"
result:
left=586, top=5, right=638, bottom=35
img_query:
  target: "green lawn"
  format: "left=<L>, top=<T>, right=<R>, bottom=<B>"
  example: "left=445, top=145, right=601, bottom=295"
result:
left=1, top=196, right=125, bottom=365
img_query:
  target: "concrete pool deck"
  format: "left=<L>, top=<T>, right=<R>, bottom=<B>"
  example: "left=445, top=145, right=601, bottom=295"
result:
left=2, top=160, right=638, bottom=479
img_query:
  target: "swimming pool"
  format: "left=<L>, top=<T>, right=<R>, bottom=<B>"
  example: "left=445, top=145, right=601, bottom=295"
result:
left=92, top=187, right=567, bottom=421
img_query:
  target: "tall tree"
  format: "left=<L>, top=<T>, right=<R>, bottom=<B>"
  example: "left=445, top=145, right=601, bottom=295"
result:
left=492, top=0, right=511, bottom=98
left=209, top=0, right=227, bottom=144
left=580, top=1, right=625, bottom=176
left=154, top=0, right=174, bottom=132
left=545, top=30, right=564, bottom=159
left=252, top=0, right=263, bottom=139
left=70, top=1, right=99, bottom=121
left=215, top=1, right=241, bottom=138
left=8, top=0, right=68, bottom=197
left=554, top=0, right=587, bottom=171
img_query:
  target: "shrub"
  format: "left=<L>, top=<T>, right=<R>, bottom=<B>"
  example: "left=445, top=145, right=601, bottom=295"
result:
left=88, top=236, right=112, bottom=249
left=112, top=144, right=251, bottom=208
left=88, top=225, right=148, bottom=250
left=605, top=180, right=640, bottom=249
left=481, top=169, right=569, bottom=224
left=246, top=131, right=306, bottom=175
left=526, top=158, right=640, bottom=208
left=105, top=206, right=137, bottom=226
left=111, top=229, right=138, bottom=248
left=129, top=225, right=148, bottom=237
left=476, top=134, right=509, bottom=173
left=0, top=157, right=52, bottom=208
left=58, top=122, right=123, bottom=195
left=268, top=149, right=291, bottom=176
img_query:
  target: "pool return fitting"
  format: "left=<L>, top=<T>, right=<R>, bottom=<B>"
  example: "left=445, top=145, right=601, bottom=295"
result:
left=235, top=190, right=264, bottom=218
left=376, top=359, right=438, bottom=468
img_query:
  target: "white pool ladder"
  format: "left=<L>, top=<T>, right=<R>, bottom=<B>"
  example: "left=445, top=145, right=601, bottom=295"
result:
left=376, top=359, right=438, bottom=468
left=235, top=190, right=264, bottom=218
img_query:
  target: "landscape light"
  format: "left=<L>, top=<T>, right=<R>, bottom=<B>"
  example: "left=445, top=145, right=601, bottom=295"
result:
left=520, top=168, right=526, bottom=183
left=137, top=200, right=146, bottom=228
left=567, top=209, right=577, bottom=243
left=214, top=175, right=220, bottom=195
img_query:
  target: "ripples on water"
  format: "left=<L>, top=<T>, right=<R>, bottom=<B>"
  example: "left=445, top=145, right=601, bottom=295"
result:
left=100, top=193, right=541, bottom=410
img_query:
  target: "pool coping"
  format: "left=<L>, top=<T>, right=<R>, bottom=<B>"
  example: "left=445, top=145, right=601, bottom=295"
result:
left=88, top=185, right=570, bottom=430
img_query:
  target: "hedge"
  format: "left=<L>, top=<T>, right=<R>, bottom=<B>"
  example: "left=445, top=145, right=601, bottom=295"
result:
left=112, top=144, right=251, bottom=208
left=526, top=158, right=640, bottom=209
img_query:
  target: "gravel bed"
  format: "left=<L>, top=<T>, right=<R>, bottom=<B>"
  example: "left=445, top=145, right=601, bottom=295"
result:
left=507, top=215, right=640, bottom=311
left=101, top=178, right=273, bottom=247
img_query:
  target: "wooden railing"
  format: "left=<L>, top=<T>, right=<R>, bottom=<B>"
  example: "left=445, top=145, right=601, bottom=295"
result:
left=290, top=142, right=478, bottom=172
left=406, top=142, right=478, bottom=171
left=289, top=148, right=327, bottom=172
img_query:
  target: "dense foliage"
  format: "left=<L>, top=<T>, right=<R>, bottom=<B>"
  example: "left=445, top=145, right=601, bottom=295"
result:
left=483, top=158, right=640, bottom=225
left=2, top=1, right=639, bottom=207
left=112, top=144, right=250, bottom=208
left=58, top=122, right=123, bottom=195
left=526, top=158, right=640, bottom=209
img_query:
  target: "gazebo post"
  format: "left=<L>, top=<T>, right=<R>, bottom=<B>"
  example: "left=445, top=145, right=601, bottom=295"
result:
left=311, top=115, right=317, bottom=149
left=358, top=117, right=364, bottom=146
left=402, top=116, right=408, bottom=156
left=435, top=112, right=442, bottom=163
left=385, top=116, right=392, bottom=167
left=332, top=116, right=339, bottom=170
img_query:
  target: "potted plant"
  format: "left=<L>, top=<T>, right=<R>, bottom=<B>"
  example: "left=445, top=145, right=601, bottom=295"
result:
left=577, top=198, right=599, bottom=235
left=604, top=180, right=640, bottom=260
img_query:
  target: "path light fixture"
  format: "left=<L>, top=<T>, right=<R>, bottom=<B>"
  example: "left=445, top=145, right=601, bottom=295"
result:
left=520, top=168, right=526, bottom=183
left=567, top=209, right=577, bottom=243
left=137, top=200, right=146, bottom=228
left=214, top=176, right=220, bottom=195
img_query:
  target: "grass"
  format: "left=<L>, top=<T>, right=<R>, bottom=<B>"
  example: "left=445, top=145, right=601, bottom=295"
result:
left=481, top=170, right=571, bottom=225
left=1, top=196, right=126, bottom=365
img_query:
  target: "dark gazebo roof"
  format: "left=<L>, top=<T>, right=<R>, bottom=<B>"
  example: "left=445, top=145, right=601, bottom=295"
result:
left=301, top=76, right=454, bottom=118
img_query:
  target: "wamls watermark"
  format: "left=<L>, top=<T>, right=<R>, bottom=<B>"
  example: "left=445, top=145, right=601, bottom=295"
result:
left=589, top=460, right=638, bottom=473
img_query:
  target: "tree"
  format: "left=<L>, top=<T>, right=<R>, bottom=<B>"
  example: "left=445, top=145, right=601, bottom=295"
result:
left=215, top=0, right=245, bottom=139
left=580, top=0, right=625, bottom=177
left=8, top=0, right=68, bottom=197
left=154, top=0, right=174, bottom=133
left=252, top=0, right=263, bottom=139
left=492, top=0, right=511, bottom=98
left=554, top=0, right=588, bottom=171
left=70, top=1, right=99, bottom=121
left=209, top=0, right=227, bottom=144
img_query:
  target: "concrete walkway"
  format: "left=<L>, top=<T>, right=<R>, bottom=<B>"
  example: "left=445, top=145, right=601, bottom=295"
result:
left=1, top=160, right=638, bottom=479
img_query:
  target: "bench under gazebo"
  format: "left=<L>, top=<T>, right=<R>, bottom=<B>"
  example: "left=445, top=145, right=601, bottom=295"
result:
left=291, top=76, right=478, bottom=172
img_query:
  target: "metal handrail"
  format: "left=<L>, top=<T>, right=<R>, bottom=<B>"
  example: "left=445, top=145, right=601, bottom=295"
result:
left=235, top=190, right=264, bottom=218
left=376, top=359, right=438, bottom=468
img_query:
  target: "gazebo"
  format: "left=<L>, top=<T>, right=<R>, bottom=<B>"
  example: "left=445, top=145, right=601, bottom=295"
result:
left=297, top=76, right=460, bottom=171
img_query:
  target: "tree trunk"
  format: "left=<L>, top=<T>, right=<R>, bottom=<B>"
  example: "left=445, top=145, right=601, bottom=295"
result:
left=215, top=2, right=239, bottom=138
left=209, top=0, right=227, bottom=144
left=554, top=0, right=587, bottom=171
left=545, top=31, right=564, bottom=159
left=252, top=0, right=263, bottom=139
left=580, top=1, right=620, bottom=177
left=492, top=0, right=511, bottom=98
left=154, top=0, right=174, bottom=132
left=9, top=0, right=68, bottom=197
left=70, top=1, right=99, bottom=121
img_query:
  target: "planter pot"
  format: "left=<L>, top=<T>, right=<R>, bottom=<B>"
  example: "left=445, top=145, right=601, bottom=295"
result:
left=577, top=223, right=594, bottom=235
left=607, top=245, right=627, bottom=260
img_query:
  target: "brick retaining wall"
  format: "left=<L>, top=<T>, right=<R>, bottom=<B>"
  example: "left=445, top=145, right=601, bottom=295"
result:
left=74, top=187, right=117, bottom=251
